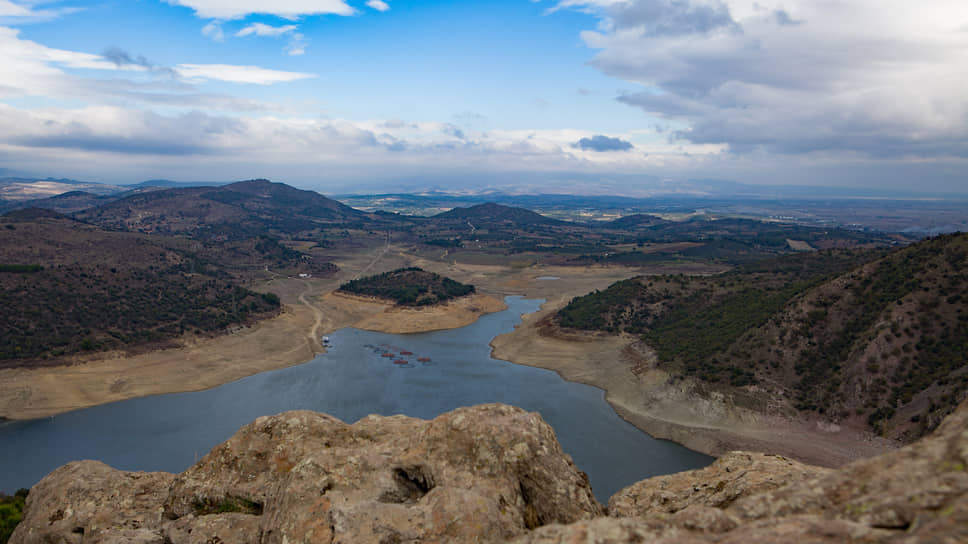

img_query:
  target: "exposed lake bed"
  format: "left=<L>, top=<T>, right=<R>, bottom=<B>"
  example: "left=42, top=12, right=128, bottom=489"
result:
left=0, top=296, right=711, bottom=502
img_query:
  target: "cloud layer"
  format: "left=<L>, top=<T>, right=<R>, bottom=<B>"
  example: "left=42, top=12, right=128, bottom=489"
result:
left=556, top=0, right=968, bottom=160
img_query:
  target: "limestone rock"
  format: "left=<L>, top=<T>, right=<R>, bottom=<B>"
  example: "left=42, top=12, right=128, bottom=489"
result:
left=12, top=404, right=602, bottom=544
left=10, top=460, right=173, bottom=544
left=514, top=399, right=968, bottom=544
left=608, top=451, right=829, bottom=516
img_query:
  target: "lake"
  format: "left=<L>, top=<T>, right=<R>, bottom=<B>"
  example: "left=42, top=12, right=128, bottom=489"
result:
left=0, top=296, right=710, bottom=501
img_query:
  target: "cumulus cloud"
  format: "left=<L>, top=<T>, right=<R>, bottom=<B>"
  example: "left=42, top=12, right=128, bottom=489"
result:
left=573, top=134, right=633, bottom=152
left=366, top=0, right=390, bottom=12
left=176, top=64, right=315, bottom=84
left=236, top=23, right=298, bottom=37
left=163, top=0, right=355, bottom=20
left=553, top=0, right=968, bottom=159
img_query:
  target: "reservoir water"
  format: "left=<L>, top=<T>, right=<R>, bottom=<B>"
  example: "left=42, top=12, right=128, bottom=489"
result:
left=0, top=296, right=711, bottom=501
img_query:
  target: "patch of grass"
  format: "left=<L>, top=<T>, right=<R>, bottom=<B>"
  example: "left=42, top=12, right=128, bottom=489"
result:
left=0, top=489, right=28, bottom=544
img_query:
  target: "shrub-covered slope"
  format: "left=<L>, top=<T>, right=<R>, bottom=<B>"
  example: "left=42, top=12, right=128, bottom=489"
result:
left=339, top=267, right=475, bottom=306
left=556, top=233, right=968, bottom=441
left=0, top=214, right=281, bottom=367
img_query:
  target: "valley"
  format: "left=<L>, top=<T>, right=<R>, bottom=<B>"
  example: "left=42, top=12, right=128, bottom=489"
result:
left=1, top=178, right=965, bottom=470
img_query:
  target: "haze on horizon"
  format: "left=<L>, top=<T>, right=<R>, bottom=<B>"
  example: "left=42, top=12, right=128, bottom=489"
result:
left=0, top=0, right=965, bottom=196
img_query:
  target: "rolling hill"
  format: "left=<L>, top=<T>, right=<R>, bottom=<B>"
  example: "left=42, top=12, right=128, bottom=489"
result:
left=430, top=202, right=564, bottom=227
left=555, top=233, right=968, bottom=441
left=338, top=267, right=475, bottom=306
left=0, top=210, right=289, bottom=367
left=75, top=179, right=373, bottom=240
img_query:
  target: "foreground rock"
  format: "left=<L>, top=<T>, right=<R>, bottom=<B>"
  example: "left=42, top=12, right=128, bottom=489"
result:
left=13, top=400, right=968, bottom=543
left=514, top=399, right=968, bottom=543
left=12, top=404, right=603, bottom=543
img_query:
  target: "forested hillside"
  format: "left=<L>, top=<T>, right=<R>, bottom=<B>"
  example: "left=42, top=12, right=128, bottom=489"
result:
left=556, top=233, right=968, bottom=441
left=0, top=213, right=281, bottom=367
left=339, top=267, right=475, bottom=306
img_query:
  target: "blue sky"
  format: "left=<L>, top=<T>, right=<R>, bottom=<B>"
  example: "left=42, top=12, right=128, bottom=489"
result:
left=0, top=0, right=966, bottom=195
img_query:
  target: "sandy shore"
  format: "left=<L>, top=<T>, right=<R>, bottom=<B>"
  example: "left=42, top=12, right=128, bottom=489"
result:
left=332, top=292, right=508, bottom=334
left=0, top=249, right=901, bottom=468
left=0, top=249, right=507, bottom=420
left=490, top=297, right=899, bottom=468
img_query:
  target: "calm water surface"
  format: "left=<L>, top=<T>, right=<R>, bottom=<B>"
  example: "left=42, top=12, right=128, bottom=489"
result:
left=0, top=297, right=710, bottom=501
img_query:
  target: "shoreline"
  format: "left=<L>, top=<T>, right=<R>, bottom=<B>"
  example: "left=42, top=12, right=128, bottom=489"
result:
left=490, top=298, right=900, bottom=468
left=0, top=258, right=900, bottom=469
left=0, top=283, right=505, bottom=421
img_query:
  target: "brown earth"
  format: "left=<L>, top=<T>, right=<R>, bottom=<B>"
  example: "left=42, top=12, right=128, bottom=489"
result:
left=490, top=297, right=898, bottom=468
left=0, top=244, right=506, bottom=420
left=0, top=244, right=902, bottom=468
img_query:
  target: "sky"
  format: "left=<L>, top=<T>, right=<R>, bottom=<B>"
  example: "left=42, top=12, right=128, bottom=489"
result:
left=0, top=0, right=966, bottom=195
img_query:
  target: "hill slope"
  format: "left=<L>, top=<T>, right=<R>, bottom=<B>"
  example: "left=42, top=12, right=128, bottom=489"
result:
left=338, top=267, right=475, bottom=306
left=555, top=233, right=968, bottom=441
left=431, top=202, right=563, bottom=227
left=0, top=212, right=282, bottom=366
left=75, top=179, right=371, bottom=239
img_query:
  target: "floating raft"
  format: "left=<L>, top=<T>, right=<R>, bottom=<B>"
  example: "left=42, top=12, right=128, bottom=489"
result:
left=400, top=351, right=414, bottom=355
left=381, top=353, right=394, bottom=358
left=417, top=357, right=431, bottom=362
left=393, top=359, right=408, bottom=365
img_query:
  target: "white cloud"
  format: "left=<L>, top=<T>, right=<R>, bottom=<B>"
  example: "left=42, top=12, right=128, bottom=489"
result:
left=366, top=0, right=390, bottom=12
left=285, top=33, right=308, bottom=55
left=0, top=0, right=80, bottom=21
left=163, top=0, right=355, bottom=20
left=0, top=1, right=31, bottom=16
left=553, top=0, right=968, bottom=159
left=236, top=23, right=298, bottom=37
left=201, top=20, right=224, bottom=41
left=175, top=63, right=316, bottom=84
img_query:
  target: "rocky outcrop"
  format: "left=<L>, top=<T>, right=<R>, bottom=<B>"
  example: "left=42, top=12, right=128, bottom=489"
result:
left=11, top=404, right=602, bottom=543
left=607, top=451, right=829, bottom=517
left=514, top=398, right=968, bottom=543
left=12, top=400, right=968, bottom=543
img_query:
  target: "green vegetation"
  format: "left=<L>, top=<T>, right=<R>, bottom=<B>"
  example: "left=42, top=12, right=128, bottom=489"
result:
left=339, top=267, right=474, bottom=306
left=0, top=264, right=281, bottom=362
left=0, top=489, right=27, bottom=543
left=556, top=237, right=968, bottom=439
left=0, top=265, right=42, bottom=273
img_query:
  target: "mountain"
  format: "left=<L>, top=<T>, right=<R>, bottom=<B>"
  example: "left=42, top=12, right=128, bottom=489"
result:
left=75, top=179, right=371, bottom=239
left=0, top=178, right=123, bottom=201
left=556, top=233, right=968, bottom=441
left=603, top=213, right=671, bottom=230
left=431, top=202, right=563, bottom=227
left=124, top=179, right=226, bottom=189
left=0, top=191, right=120, bottom=215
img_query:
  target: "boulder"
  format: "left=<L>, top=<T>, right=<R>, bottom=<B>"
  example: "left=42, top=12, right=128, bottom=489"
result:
left=11, top=404, right=602, bottom=543
left=608, top=451, right=828, bottom=516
